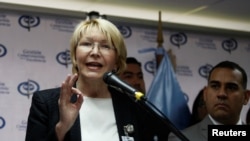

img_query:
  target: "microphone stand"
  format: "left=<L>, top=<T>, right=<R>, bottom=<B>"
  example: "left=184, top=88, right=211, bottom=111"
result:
left=103, top=72, right=189, bottom=141
left=127, top=92, right=189, bottom=141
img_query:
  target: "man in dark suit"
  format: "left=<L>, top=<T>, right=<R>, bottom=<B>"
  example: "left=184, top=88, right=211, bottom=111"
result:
left=169, top=61, right=250, bottom=141
left=119, top=57, right=146, bottom=94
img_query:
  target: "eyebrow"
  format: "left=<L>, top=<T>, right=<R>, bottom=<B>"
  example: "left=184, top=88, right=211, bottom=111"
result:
left=209, top=80, right=219, bottom=84
left=83, top=37, right=108, bottom=43
left=209, top=80, right=238, bottom=86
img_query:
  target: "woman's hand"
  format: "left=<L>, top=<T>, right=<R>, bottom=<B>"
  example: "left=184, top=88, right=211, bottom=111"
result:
left=56, top=73, right=83, bottom=141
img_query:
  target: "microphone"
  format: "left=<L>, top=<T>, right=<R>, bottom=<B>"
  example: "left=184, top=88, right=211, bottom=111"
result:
left=103, top=72, right=189, bottom=141
left=103, top=71, right=145, bottom=101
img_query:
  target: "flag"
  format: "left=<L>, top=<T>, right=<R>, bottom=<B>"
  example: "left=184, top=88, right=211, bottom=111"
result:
left=146, top=50, right=191, bottom=130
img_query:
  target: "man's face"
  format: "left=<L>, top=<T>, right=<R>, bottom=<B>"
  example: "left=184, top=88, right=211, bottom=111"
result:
left=204, top=68, right=249, bottom=124
left=119, top=63, right=146, bottom=94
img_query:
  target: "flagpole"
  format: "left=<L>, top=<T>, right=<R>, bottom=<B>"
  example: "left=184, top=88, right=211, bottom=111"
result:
left=149, top=11, right=189, bottom=140
left=156, top=11, right=177, bottom=72
left=156, top=11, right=164, bottom=69
left=167, top=48, right=177, bottom=72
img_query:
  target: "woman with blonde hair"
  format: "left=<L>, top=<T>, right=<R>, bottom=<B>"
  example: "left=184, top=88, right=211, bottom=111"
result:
left=25, top=18, right=170, bottom=141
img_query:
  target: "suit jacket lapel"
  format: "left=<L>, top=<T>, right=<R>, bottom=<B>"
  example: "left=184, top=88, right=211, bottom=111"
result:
left=200, top=115, right=213, bottom=139
left=110, top=86, right=139, bottom=141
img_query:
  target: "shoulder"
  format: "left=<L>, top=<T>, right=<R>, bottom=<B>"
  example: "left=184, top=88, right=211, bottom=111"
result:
left=169, top=118, right=212, bottom=141
left=182, top=123, right=200, bottom=134
left=183, top=116, right=211, bottom=133
left=32, top=87, right=60, bottom=103
left=179, top=116, right=211, bottom=140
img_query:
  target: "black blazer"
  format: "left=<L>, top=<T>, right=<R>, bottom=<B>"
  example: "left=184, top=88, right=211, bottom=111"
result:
left=25, top=86, right=170, bottom=141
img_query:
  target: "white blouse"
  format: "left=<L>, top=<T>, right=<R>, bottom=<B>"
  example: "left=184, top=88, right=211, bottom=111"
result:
left=80, top=96, right=119, bottom=141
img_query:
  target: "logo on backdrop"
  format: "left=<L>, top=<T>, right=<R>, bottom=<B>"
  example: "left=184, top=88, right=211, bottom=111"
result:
left=18, top=15, right=40, bottom=31
left=222, top=38, right=237, bottom=54
left=144, top=60, right=155, bottom=75
left=176, top=65, right=193, bottom=76
left=18, top=49, right=46, bottom=62
left=196, top=38, right=216, bottom=50
left=0, top=44, right=7, bottom=57
left=199, top=64, right=213, bottom=79
left=0, top=116, right=6, bottom=129
left=170, top=32, right=187, bottom=48
left=0, top=13, right=11, bottom=27
left=0, top=82, right=10, bottom=95
left=117, top=25, right=132, bottom=38
left=56, top=50, right=71, bottom=67
left=17, top=79, right=40, bottom=99
left=138, top=47, right=157, bottom=75
left=16, top=120, right=27, bottom=131
left=51, top=18, right=76, bottom=33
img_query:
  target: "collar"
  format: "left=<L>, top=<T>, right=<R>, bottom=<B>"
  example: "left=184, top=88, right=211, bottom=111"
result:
left=208, top=114, right=242, bottom=125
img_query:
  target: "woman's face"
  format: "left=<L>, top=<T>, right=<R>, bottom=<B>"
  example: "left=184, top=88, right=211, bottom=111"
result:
left=75, top=28, right=117, bottom=80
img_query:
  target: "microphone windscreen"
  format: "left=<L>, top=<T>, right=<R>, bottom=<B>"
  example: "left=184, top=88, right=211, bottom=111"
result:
left=103, top=71, right=113, bottom=84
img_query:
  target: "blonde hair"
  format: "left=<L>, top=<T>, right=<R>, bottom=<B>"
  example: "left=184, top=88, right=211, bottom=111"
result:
left=70, top=19, right=127, bottom=75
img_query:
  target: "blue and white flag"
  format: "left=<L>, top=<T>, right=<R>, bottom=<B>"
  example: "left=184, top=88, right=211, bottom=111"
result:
left=147, top=49, right=191, bottom=130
